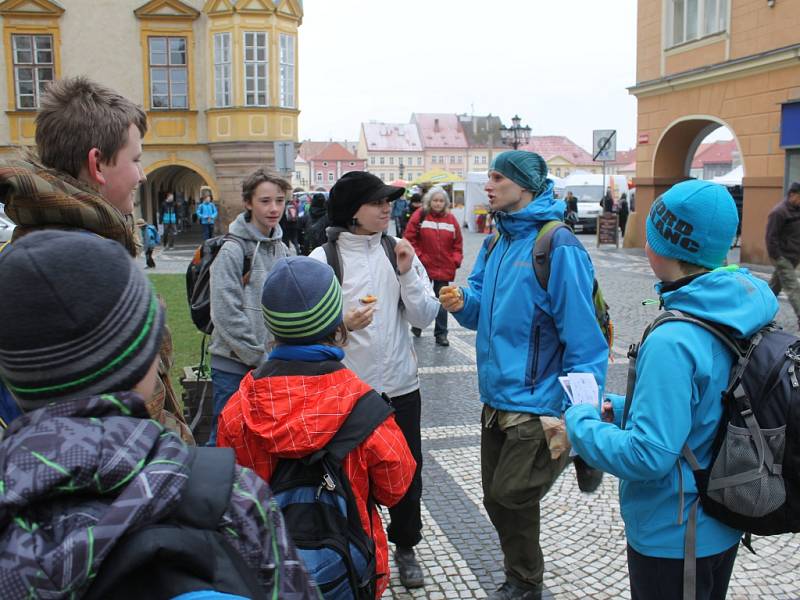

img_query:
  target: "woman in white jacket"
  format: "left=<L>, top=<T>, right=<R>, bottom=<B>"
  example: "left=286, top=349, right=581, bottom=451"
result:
left=310, top=171, right=439, bottom=590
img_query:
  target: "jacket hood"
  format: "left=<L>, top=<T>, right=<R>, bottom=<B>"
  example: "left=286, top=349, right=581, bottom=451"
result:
left=658, top=267, right=778, bottom=338
left=495, top=181, right=566, bottom=238
left=0, top=157, right=138, bottom=256
left=229, top=211, right=284, bottom=243
left=0, top=392, right=190, bottom=597
left=237, top=364, right=372, bottom=457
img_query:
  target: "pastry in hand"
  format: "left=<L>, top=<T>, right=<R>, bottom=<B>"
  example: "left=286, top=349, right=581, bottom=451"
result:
left=360, top=295, right=378, bottom=305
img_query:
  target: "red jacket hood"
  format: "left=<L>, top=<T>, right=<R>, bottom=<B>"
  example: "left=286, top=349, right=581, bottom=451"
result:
left=234, top=366, right=375, bottom=458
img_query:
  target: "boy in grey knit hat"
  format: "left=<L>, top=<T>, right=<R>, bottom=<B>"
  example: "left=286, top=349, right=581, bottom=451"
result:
left=0, top=230, right=316, bottom=600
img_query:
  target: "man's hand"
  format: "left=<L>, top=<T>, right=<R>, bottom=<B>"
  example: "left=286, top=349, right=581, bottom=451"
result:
left=344, top=305, right=376, bottom=331
left=439, top=285, right=464, bottom=312
left=394, top=238, right=415, bottom=275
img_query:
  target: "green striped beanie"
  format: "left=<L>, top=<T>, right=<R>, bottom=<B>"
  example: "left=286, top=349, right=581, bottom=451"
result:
left=0, top=230, right=165, bottom=409
left=261, top=256, right=344, bottom=345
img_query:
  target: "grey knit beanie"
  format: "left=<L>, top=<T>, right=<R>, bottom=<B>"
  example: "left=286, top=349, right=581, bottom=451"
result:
left=0, top=230, right=165, bottom=409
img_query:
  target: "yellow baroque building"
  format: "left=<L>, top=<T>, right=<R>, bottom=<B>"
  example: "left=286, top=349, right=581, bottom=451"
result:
left=0, top=0, right=302, bottom=226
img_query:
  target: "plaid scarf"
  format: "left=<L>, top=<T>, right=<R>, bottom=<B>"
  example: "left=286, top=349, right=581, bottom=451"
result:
left=0, top=157, right=137, bottom=256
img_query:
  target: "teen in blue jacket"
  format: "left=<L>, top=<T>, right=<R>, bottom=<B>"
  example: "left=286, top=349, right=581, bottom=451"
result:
left=566, top=180, right=778, bottom=600
left=196, top=191, right=218, bottom=241
left=441, top=151, right=608, bottom=600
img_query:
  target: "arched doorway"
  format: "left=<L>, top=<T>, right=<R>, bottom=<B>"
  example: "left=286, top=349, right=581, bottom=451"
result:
left=632, top=116, right=747, bottom=255
left=139, top=161, right=218, bottom=228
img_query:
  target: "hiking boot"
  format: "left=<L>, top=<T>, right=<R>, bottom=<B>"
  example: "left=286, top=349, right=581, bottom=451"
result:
left=394, top=546, right=424, bottom=588
left=435, top=335, right=450, bottom=347
left=487, top=580, right=542, bottom=600
left=411, top=327, right=422, bottom=338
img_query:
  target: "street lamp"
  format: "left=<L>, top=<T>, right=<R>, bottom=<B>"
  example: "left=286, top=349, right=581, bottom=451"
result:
left=398, top=160, right=405, bottom=181
left=499, top=115, right=532, bottom=150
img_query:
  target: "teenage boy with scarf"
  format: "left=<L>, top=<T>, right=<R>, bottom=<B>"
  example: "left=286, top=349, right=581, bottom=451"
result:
left=217, top=256, right=416, bottom=598
left=441, top=150, right=608, bottom=600
left=0, top=76, right=192, bottom=443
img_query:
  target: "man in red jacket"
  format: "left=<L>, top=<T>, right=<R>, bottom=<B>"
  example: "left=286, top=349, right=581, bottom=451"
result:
left=404, top=186, right=463, bottom=346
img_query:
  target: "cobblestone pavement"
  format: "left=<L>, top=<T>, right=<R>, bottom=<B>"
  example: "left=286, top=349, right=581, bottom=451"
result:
left=151, top=226, right=800, bottom=599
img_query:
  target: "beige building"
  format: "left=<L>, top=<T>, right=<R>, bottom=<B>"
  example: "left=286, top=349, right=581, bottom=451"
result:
left=358, top=122, right=425, bottom=182
left=0, top=0, right=302, bottom=227
left=629, top=0, right=800, bottom=263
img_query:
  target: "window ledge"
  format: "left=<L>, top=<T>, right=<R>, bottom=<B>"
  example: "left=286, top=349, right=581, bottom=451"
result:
left=665, top=31, right=728, bottom=55
left=147, top=109, right=198, bottom=115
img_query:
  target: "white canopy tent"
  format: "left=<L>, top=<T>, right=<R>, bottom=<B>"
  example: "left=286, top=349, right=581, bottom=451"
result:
left=711, top=165, right=743, bottom=187
left=464, top=171, right=490, bottom=232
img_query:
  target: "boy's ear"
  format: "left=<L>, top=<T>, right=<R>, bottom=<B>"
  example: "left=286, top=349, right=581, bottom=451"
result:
left=86, top=148, right=107, bottom=187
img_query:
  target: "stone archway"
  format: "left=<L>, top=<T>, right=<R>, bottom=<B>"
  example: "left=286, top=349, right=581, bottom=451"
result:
left=139, top=160, right=217, bottom=227
left=630, top=115, right=747, bottom=255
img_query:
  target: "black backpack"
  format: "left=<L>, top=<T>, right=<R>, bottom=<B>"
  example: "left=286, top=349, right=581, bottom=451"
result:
left=624, top=311, right=800, bottom=598
left=270, top=390, right=393, bottom=599
left=186, top=234, right=253, bottom=334
left=305, top=214, right=329, bottom=255
left=84, top=447, right=269, bottom=600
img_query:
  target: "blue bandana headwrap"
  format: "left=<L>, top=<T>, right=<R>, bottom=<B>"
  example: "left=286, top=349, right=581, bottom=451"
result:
left=490, top=151, right=549, bottom=196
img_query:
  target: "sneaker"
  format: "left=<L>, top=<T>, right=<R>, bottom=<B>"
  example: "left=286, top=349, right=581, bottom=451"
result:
left=394, top=546, right=424, bottom=589
left=487, top=580, right=542, bottom=600
left=411, top=327, right=422, bottom=338
left=435, top=335, right=449, bottom=347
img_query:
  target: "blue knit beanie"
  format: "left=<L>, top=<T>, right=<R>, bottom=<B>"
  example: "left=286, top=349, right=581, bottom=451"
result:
left=646, top=180, right=738, bottom=269
left=261, top=257, right=343, bottom=344
left=490, top=151, right=549, bottom=196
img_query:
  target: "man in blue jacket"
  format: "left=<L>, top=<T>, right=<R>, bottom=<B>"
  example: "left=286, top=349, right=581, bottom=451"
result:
left=441, top=150, right=608, bottom=600
left=566, top=180, right=778, bottom=600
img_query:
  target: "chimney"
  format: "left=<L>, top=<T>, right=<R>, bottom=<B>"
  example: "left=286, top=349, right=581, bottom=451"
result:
left=434, top=118, right=440, bottom=133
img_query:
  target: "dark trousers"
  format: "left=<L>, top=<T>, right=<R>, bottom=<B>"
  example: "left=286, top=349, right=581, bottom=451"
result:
left=163, top=224, right=177, bottom=248
left=481, top=411, right=569, bottom=588
left=432, top=280, right=449, bottom=337
left=386, top=389, right=423, bottom=549
left=145, top=248, right=155, bottom=268
left=207, top=367, right=245, bottom=446
left=627, top=543, right=738, bottom=600
left=202, top=223, right=214, bottom=240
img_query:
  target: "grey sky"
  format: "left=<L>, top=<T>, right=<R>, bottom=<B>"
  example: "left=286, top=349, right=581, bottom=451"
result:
left=298, top=0, right=639, bottom=152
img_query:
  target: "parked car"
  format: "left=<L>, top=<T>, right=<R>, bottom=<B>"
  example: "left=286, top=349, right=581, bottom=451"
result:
left=0, top=213, right=15, bottom=243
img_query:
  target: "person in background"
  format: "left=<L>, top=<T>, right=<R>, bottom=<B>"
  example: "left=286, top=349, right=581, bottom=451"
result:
left=601, top=186, right=614, bottom=214
left=404, top=185, right=463, bottom=346
left=196, top=188, right=218, bottom=241
left=160, top=193, right=177, bottom=249
left=392, top=192, right=410, bottom=237
left=766, top=181, right=800, bottom=329
left=136, top=217, right=158, bottom=268
left=618, top=192, right=630, bottom=237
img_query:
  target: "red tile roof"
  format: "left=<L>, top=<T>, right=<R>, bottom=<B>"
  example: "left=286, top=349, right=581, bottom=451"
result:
left=312, top=142, right=360, bottom=162
left=611, top=148, right=636, bottom=166
left=362, top=122, right=423, bottom=152
left=519, top=136, right=597, bottom=165
left=412, top=113, right=468, bottom=149
left=298, top=141, right=330, bottom=161
left=691, top=140, right=737, bottom=168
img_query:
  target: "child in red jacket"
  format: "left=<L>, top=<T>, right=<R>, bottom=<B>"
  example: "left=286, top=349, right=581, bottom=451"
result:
left=218, top=256, right=416, bottom=598
left=404, top=186, right=463, bottom=346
